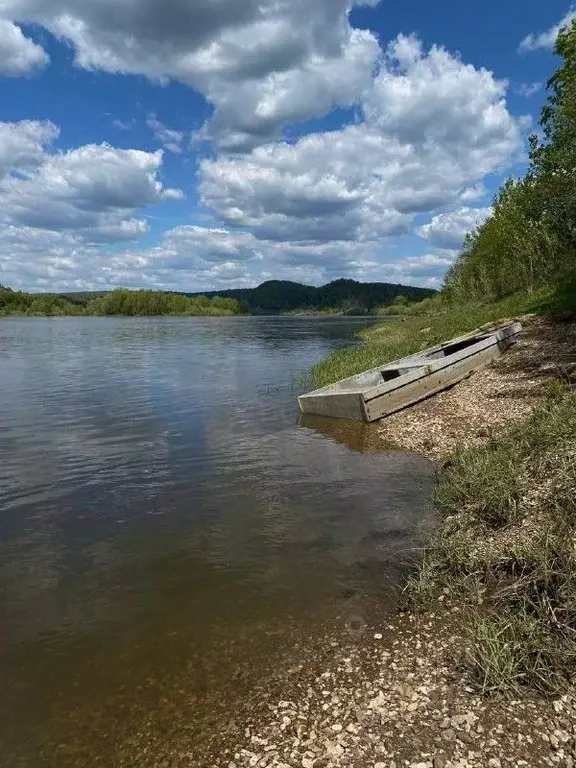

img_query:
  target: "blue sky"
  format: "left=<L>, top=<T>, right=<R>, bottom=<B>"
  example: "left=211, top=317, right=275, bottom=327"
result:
left=0, top=1, right=572, bottom=292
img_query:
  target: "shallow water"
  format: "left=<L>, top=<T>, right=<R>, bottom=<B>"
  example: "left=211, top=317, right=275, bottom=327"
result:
left=0, top=316, right=435, bottom=766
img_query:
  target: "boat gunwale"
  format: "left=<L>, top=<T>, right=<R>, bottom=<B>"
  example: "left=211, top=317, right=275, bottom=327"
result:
left=361, top=322, right=521, bottom=402
left=300, top=322, right=522, bottom=402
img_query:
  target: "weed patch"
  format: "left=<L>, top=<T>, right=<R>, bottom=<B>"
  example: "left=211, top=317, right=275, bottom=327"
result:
left=407, top=393, right=576, bottom=696
left=437, top=443, right=523, bottom=528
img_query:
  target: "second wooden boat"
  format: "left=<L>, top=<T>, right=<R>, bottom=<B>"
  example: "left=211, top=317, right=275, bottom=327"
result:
left=298, top=321, right=522, bottom=422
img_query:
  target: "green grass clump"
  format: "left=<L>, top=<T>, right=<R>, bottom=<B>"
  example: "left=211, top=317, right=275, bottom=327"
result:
left=470, top=535, right=576, bottom=696
left=310, top=288, right=554, bottom=388
left=469, top=610, right=569, bottom=697
left=471, top=613, right=533, bottom=696
left=407, top=391, right=576, bottom=696
left=437, top=441, right=523, bottom=528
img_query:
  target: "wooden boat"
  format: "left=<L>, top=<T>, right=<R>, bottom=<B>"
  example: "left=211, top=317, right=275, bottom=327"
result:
left=298, top=321, right=522, bottom=422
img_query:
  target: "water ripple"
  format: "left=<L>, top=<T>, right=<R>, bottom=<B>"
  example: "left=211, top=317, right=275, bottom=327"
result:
left=0, top=316, right=435, bottom=765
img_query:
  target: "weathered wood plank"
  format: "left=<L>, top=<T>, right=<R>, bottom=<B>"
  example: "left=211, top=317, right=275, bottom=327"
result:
left=363, top=323, right=521, bottom=403
left=363, top=343, right=502, bottom=422
left=298, top=390, right=365, bottom=420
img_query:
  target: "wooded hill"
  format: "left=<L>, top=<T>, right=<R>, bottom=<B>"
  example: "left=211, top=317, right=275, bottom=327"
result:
left=185, top=279, right=435, bottom=314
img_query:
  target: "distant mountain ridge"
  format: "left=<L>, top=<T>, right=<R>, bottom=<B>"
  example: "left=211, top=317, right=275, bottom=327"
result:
left=185, top=278, right=435, bottom=314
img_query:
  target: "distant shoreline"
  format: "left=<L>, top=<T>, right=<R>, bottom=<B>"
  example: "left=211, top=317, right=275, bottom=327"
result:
left=0, top=312, right=391, bottom=319
left=1, top=280, right=435, bottom=318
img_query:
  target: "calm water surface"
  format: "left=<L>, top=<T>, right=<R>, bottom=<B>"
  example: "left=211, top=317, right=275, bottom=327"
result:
left=0, top=317, right=434, bottom=766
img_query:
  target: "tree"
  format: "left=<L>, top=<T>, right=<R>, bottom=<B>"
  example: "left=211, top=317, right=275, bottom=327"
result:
left=443, top=19, right=576, bottom=303
left=530, top=18, right=576, bottom=265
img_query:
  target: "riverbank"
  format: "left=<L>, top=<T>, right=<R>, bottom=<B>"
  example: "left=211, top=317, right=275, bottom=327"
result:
left=222, top=305, right=576, bottom=768
left=221, top=612, right=576, bottom=768
left=377, top=314, right=576, bottom=459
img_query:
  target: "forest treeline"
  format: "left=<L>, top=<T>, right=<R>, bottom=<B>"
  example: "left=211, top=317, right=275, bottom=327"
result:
left=0, top=279, right=434, bottom=317
left=0, top=287, right=243, bottom=317
left=444, top=20, right=576, bottom=302
left=87, top=290, right=241, bottom=316
left=186, top=278, right=434, bottom=314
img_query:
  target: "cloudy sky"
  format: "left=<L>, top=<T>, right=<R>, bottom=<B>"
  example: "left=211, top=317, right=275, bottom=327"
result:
left=0, top=1, right=572, bottom=292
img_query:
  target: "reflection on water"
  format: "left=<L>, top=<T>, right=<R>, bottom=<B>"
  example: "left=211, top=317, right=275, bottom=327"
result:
left=0, top=316, right=435, bottom=766
left=299, top=413, right=391, bottom=453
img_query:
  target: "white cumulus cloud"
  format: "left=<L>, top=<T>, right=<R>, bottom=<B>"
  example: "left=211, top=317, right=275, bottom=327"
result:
left=0, top=119, right=58, bottom=177
left=418, top=207, right=492, bottom=250
left=0, top=19, right=49, bottom=75
left=200, top=36, right=523, bottom=249
left=2, top=0, right=381, bottom=149
left=0, top=120, right=182, bottom=245
left=519, top=7, right=576, bottom=52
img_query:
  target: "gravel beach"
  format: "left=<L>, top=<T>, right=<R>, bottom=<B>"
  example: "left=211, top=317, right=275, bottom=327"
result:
left=220, top=610, right=576, bottom=768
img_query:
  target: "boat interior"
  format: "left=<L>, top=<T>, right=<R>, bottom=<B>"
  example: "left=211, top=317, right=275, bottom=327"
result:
left=320, top=331, right=493, bottom=393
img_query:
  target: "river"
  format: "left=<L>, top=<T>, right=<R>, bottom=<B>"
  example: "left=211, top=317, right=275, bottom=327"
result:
left=0, top=316, right=435, bottom=766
